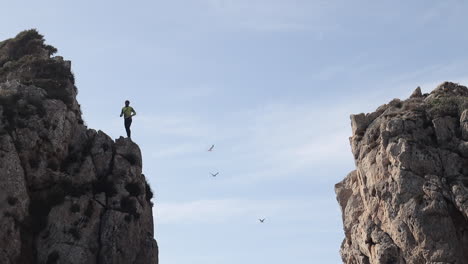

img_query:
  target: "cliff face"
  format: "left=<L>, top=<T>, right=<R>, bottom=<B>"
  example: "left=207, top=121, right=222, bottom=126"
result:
left=335, top=82, right=468, bottom=263
left=0, top=30, right=158, bottom=264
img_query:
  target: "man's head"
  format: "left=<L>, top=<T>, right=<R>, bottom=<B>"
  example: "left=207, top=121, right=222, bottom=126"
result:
left=125, top=100, right=130, bottom=107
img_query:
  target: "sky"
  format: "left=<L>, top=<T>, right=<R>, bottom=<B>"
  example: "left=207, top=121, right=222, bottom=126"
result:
left=2, top=0, right=468, bottom=263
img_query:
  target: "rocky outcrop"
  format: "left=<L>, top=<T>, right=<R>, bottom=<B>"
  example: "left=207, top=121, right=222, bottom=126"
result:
left=336, top=82, right=468, bottom=263
left=0, top=30, right=157, bottom=263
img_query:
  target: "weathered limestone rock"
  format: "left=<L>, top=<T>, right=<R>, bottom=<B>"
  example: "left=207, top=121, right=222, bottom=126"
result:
left=336, top=82, right=468, bottom=263
left=0, top=30, right=158, bottom=263
left=410, top=86, right=423, bottom=98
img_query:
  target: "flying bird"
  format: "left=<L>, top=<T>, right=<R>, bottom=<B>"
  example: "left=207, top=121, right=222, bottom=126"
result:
left=210, top=172, right=219, bottom=177
left=208, top=145, right=215, bottom=151
left=258, top=218, right=265, bottom=223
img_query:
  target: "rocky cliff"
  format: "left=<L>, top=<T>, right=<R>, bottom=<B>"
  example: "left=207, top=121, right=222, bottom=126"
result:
left=335, top=82, right=468, bottom=263
left=0, top=30, right=158, bottom=263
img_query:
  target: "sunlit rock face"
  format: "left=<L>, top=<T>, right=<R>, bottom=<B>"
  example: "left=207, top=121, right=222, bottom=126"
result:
left=0, top=30, right=157, bottom=264
left=336, top=82, right=468, bottom=264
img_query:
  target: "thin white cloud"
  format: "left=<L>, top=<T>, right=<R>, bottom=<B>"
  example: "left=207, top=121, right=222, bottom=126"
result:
left=155, top=0, right=340, bottom=32
left=283, top=130, right=352, bottom=166
left=137, top=114, right=209, bottom=137
left=150, top=143, right=206, bottom=159
left=203, top=0, right=325, bottom=31
left=418, top=1, right=467, bottom=26
left=309, top=53, right=377, bottom=81
left=155, top=197, right=335, bottom=224
left=237, top=103, right=354, bottom=158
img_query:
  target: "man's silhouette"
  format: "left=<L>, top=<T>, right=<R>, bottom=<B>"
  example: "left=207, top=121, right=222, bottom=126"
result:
left=120, top=100, right=136, bottom=138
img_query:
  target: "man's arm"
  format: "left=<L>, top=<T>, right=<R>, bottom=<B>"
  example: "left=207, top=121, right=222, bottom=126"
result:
left=131, top=108, right=136, bottom=116
left=120, top=108, right=124, bottom=117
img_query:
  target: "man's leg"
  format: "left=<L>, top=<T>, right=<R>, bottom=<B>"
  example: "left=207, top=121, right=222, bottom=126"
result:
left=125, top=118, right=132, bottom=138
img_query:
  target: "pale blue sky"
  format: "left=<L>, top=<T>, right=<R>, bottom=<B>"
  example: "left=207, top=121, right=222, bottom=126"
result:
left=2, top=1, right=468, bottom=263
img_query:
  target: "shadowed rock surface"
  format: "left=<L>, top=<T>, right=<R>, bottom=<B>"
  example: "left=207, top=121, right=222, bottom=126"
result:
left=336, top=82, right=468, bottom=263
left=0, top=30, right=158, bottom=264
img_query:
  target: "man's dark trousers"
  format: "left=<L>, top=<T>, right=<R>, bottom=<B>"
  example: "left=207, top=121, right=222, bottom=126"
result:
left=125, top=117, right=132, bottom=138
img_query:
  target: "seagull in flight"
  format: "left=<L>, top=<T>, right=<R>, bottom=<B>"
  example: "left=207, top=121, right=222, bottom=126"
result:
left=208, top=145, right=215, bottom=151
left=258, top=218, right=265, bottom=223
left=210, top=172, right=219, bottom=177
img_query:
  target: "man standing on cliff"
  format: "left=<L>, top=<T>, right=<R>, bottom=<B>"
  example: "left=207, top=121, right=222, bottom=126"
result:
left=120, top=100, right=136, bottom=138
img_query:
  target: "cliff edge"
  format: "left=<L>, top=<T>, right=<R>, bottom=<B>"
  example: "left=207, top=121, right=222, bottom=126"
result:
left=0, top=30, right=158, bottom=263
left=336, top=82, right=468, bottom=263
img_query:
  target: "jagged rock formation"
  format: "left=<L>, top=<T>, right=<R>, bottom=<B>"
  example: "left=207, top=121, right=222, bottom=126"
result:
left=0, top=30, right=158, bottom=263
left=336, top=82, right=468, bottom=263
